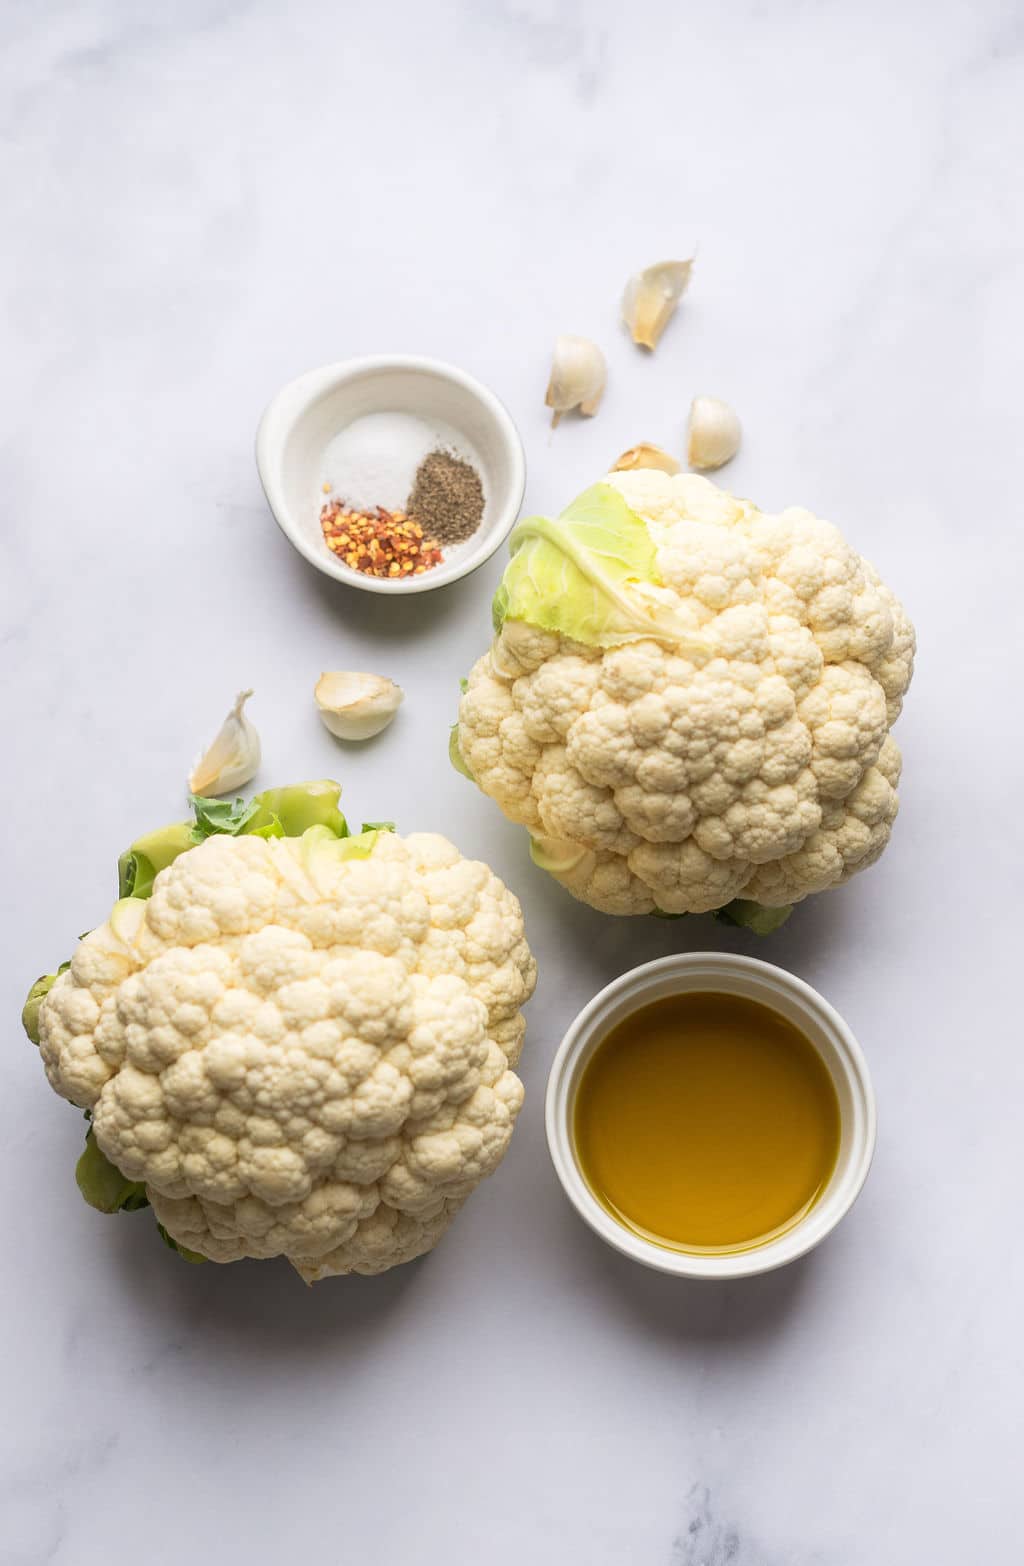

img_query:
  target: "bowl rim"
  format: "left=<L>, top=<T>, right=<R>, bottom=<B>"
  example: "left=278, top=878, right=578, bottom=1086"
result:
left=254, top=354, right=527, bottom=595
left=544, top=951, right=877, bottom=1280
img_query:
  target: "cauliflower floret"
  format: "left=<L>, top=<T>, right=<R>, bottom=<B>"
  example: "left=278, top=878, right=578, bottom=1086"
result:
left=457, top=471, right=915, bottom=916
left=38, top=830, right=536, bottom=1278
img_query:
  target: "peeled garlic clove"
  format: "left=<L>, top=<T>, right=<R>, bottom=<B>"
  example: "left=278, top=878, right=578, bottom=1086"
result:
left=622, top=258, right=694, bottom=350
left=315, top=672, right=403, bottom=741
left=544, top=334, right=606, bottom=427
left=611, top=443, right=681, bottom=475
left=188, top=690, right=261, bottom=797
left=687, top=395, right=742, bottom=471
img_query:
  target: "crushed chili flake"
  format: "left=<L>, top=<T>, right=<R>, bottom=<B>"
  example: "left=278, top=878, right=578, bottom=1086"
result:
left=319, top=502, right=444, bottom=579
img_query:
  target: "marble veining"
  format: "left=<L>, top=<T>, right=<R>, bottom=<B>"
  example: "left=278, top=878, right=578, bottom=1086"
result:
left=672, top=1488, right=762, bottom=1566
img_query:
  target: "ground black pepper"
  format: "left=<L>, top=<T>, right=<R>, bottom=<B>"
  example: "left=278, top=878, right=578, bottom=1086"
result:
left=408, top=449, right=485, bottom=546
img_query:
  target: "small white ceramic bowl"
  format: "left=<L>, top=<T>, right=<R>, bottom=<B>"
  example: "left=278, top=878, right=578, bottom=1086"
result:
left=255, top=356, right=526, bottom=594
left=545, top=953, right=876, bottom=1280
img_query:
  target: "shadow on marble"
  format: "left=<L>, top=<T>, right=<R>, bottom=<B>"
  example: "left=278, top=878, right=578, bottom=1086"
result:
left=276, top=521, right=482, bottom=645
left=109, top=1223, right=425, bottom=1358
left=575, top=1221, right=818, bottom=1348
left=543, top=873, right=865, bottom=1011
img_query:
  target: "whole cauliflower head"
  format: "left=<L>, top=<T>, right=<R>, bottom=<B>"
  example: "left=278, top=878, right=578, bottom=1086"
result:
left=38, top=828, right=536, bottom=1279
left=456, top=473, right=915, bottom=916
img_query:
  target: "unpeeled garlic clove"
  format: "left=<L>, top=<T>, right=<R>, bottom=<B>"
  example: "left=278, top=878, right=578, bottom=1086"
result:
left=611, top=442, right=681, bottom=475
left=315, top=672, right=403, bottom=741
left=188, top=690, right=261, bottom=797
left=687, top=395, right=742, bottom=471
left=622, top=258, right=694, bottom=350
left=544, top=335, right=606, bottom=427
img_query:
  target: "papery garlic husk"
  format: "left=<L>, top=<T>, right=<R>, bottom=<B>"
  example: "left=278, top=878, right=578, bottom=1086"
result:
left=621, top=258, right=694, bottom=349
left=315, top=672, right=403, bottom=741
left=687, top=395, right=742, bottom=471
left=611, top=442, right=681, bottom=475
left=545, top=335, right=606, bottom=427
left=188, top=690, right=261, bottom=796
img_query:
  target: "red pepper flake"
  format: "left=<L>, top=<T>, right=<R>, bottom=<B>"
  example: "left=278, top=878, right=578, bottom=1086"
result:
left=319, top=502, right=444, bottom=579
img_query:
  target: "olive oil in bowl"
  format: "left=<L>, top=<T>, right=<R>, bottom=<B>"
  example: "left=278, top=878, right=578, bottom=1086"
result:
left=573, top=991, right=841, bottom=1255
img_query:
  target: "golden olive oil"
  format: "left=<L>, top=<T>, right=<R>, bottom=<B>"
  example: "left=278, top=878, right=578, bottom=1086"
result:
left=574, top=991, right=841, bottom=1254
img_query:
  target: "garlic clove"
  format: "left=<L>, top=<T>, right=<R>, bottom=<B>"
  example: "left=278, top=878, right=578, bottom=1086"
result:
left=315, top=671, right=403, bottom=742
left=611, top=442, right=682, bottom=475
left=188, top=690, right=261, bottom=797
left=687, top=395, right=742, bottom=471
left=621, top=258, right=695, bottom=350
left=544, top=335, right=607, bottom=427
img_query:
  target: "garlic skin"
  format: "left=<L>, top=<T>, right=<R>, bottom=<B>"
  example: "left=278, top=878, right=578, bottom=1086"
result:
left=611, top=442, right=681, bottom=475
left=687, top=395, right=742, bottom=471
left=621, top=258, right=694, bottom=350
left=544, top=335, right=606, bottom=427
left=188, top=690, right=261, bottom=797
left=315, top=672, right=403, bottom=741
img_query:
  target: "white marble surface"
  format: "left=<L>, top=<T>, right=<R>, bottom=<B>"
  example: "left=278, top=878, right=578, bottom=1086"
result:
left=3, top=2, right=1021, bottom=1561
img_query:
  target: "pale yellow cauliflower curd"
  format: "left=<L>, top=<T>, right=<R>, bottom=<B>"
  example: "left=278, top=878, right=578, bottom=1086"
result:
left=38, top=831, right=536, bottom=1278
left=458, top=471, right=915, bottom=915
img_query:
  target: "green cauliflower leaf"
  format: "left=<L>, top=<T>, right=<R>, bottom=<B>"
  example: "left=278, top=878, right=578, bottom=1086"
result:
left=713, top=899, right=794, bottom=935
left=22, top=963, right=71, bottom=1044
left=492, top=483, right=702, bottom=649
left=118, top=821, right=195, bottom=899
left=76, top=1130, right=149, bottom=1213
left=651, top=899, right=794, bottom=934
left=156, top=1224, right=207, bottom=1264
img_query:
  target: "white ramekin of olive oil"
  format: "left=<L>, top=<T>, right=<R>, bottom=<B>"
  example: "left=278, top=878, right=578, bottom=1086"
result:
left=545, top=954, right=876, bottom=1280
